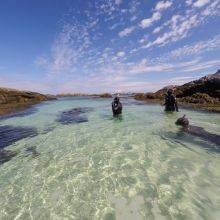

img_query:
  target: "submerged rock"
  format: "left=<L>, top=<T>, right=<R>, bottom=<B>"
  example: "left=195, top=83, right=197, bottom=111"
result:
left=57, top=107, right=93, bottom=125
left=0, top=125, right=37, bottom=148
left=26, top=146, right=40, bottom=158
left=0, top=149, right=17, bottom=165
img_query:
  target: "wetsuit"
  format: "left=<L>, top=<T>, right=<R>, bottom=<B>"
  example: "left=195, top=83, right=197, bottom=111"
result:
left=164, top=94, right=178, bottom=112
left=112, top=100, right=122, bottom=116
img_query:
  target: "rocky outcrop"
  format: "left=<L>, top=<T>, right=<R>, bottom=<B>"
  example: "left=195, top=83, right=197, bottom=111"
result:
left=134, top=70, right=220, bottom=112
left=0, top=88, right=56, bottom=116
left=0, top=88, right=52, bottom=104
left=99, top=93, right=112, bottom=98
left=175, top=70, right=220, bottom=99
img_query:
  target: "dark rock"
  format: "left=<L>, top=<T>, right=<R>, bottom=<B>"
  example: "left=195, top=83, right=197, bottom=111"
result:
left=0, top=88, right=49, bottom=105
left=57, top=107, right=93, bottom=125
left=0, top=107, right=37, bottom=121
left=0, top=87, right=56, bottom=116
left=99, top=93, right=112, bottom=98
left=175, top=115, right=189, bottom=127
left=180, top=93, right=219, bottom=104
left=134, top=70, right=220, bottom=111
left=134, top=93, right=146, bottom=100
left=0, top=149, right=17, bottom=165
left=175, top=71, right=220, bottom=99
left=0, top=125, right=38, bottom=148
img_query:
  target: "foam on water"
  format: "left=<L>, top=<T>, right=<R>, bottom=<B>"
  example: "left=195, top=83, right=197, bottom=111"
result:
left=0, top=97, right=220, bottom=219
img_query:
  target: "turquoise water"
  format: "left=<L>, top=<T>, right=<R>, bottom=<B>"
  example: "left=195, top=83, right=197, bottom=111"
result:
left=0, top=97, right=220, bottom=220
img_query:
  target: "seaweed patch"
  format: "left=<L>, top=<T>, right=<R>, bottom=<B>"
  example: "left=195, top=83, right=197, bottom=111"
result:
left=0, top=149, right=17, bottom=165
left=0, top=125, right=38, bottom=148
left=57, top=107, right=93, bottom=125
left=26, top=146, right=40, bottom=158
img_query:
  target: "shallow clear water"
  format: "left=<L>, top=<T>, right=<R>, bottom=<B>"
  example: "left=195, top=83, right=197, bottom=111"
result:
left=0, top=97, right=220, bottom=220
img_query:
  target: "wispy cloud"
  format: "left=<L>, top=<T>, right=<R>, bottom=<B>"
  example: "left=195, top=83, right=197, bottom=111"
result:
left=140, top=12, right=161, bottom=29
left=30, top=0, right=220, bottom=93
left=143, top=0, right=220, bottom=48
left=119, top=26, right=135, bottom=37
left=140, top=1, right=172, bottom=29
left=155, top=1, right=173, bottom=11
left=168, top=35, right=220, bottom=58
left=194, top=0, right=210, bottom=8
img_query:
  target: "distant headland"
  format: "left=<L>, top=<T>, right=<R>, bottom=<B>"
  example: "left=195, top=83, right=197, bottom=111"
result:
left=134, top=69, right=220, bottom=112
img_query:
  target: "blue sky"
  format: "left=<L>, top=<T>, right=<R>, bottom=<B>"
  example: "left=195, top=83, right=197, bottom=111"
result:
left=0, top=0, right=220, bottom=94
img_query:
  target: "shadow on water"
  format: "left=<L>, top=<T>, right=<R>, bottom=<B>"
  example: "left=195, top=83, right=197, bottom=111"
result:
left=100, top=113, right=123, bottom=122
left=160, top=129, right=220, bottom=154
left=56, top=107, right=93, bottom=125
left=113, top=114, right=123, bottom=121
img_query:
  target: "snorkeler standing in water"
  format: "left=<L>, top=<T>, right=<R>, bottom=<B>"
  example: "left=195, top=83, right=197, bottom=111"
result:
left=164, top=88, right=179, bottom=112
left=112, top=97, right=122, bottom=117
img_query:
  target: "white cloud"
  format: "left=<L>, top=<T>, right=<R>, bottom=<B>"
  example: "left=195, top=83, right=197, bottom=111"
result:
left=117, top=51, right=125, bottom=57
left=115, top=0, right=122, bottom=5
left=143, top=12, right=199, bottom=47
left=194, top=0, right=210, bottom=8
left=130, top=15, right=137, bottom=22
left=118, top=26, right=135, bottom=37
left=186, top=0, right=193, bottom=6
left=31, top=0, right=220, bottom=93
left=139, top=35, right=148, bottom=43
left=202, top=0, right=220, bottom=16
left=140, top=0, right=219, bottom=49
left=169, top=35, right=220, bottom=58
left=181, top=60, right=220, bottom=72
left=140, top=1, right=172, bottom=29
left=153, top=26, right=162, bottom=34
left=140, top=12, right=161, bottom=28
left=155, top=1, right=173, bottom=11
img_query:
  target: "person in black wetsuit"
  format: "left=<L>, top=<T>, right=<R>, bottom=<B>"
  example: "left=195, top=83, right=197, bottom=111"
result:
left=112, top=97, right=122, bottom=116
left=164, top=89, right=178, bottom=112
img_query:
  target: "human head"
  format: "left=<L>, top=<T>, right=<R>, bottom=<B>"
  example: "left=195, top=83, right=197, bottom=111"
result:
left=167, top=88, right=173, bottom=95
left=175, top=115, right=189, bottom=127
left=114, top=97, right=119, bottom=103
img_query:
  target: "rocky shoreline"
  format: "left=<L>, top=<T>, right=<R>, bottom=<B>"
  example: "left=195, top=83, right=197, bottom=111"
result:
left=0, top=88, right=56, bottom=116
left=134, top=70, right=220, bottom=113
left=1, top=70, right=219, bottom=116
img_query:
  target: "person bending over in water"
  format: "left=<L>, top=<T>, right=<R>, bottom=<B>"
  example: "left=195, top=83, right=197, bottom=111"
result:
left=112, top=97, right=122, bottom=117
left=175, top=115, right=220, bottom=146
left=164, top=89, right=178, bottom=112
